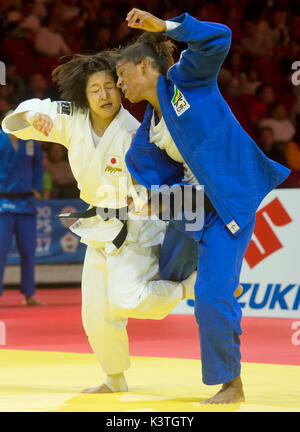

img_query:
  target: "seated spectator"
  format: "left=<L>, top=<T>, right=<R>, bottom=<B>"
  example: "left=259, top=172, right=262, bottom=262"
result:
left=94, top=23, right=112, bottom=51
left=34, top=13, right=71, bottom=57
left=2, top=21, right=38, bottom=78
left=223, top=5, right=243, bottom=44
left=3, top=60, right=26, bottom=107
left=23, top=73, right=59, bottom=100
left=193, top=2, right=223, bottom=22
left=19, top=11, right=41, bottom=37
left=240, top=67, right=262, bottom=95
left=256, top=8, right=289, bottom=52
left=218, top=49, right=246, bottom=96
left=259, top=103, right=296, bottom=142
left=240, top=19, right=273, bottom=57
left=257, top=126, right=286, bottom=166
left=59, top=0, right=81, bottom=22
left=246, top=84, right=275, bottom=128
left=0, top=98, right=9, bottom=120
left=48, top=143, right=79, bottom=198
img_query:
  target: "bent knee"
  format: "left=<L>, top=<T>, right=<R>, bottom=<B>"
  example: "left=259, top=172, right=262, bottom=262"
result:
left=108, top=289, right=142, bottom=315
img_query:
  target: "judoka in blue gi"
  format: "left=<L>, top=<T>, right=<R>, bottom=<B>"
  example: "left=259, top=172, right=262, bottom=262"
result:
left=115, top=9, right=291, bottom=403
left=0, top=129, right=43, bottom=305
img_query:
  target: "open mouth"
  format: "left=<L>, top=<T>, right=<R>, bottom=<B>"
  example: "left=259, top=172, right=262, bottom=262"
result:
left=100, top=103, right=113, bottom=109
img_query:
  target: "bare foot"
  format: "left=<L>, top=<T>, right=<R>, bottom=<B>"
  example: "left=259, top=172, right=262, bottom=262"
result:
left=202, top=376, right=245, bottom=404
left=81, top=383, right=113, bottom=394
left=23, top=296, right=44, bottom=306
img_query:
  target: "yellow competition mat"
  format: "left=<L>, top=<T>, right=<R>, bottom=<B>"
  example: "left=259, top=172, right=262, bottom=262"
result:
left=0, top=349, right=299, bottom=412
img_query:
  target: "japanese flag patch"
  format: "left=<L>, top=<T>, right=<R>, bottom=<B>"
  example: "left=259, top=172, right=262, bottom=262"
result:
left=105, top=155, right=122, bottom=174
left=171, top=85, right=190, bottom=117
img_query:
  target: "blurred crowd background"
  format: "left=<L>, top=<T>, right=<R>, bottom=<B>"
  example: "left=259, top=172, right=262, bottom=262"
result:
left=1, top=0, right=300, bottom=198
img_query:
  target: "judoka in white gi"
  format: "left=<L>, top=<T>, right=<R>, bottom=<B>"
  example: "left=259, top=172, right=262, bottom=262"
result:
left=2, top=53, right=196, bottom=393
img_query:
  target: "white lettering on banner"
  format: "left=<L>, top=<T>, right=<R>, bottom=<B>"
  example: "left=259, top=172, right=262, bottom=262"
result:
left=37, top=219, right=52, bottom=233
left=36, top=205, right=52, bottom=256
left=291, top=321, right=300, bottom=346
left=37, top=206, right=51, bottom=218
left=36, top=237, right=51, bottom=254
left=291, top=61, right=300, bottom=86
left=36, top=206, right=52, bottom=233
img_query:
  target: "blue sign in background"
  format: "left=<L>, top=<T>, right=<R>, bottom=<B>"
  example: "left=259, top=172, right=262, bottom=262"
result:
left=7, top=199, right=88, bottom=264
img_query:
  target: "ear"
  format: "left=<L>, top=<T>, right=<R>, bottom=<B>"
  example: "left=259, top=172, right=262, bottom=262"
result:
left=140, top=57, right=150, bottom=73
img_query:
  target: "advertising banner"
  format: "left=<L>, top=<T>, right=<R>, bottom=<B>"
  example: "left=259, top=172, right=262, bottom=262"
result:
left=7, top=199, right=87, bottom=264
left=173, top=189, right=300, bottom=318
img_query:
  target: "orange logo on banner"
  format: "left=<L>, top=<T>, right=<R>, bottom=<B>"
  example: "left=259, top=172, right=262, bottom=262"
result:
left=245, top=198, right=292, bottom=268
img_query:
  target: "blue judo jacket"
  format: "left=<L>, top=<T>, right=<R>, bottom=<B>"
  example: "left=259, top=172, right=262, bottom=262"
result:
left=0, top=130, right=43, bottom=214
left=125, top=13, right=290, bottom=236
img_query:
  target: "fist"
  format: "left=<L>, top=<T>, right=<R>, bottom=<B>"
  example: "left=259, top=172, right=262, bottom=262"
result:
left=126, top=8, right=166, bottom=32
left=31, top=113, right=53, bottom=137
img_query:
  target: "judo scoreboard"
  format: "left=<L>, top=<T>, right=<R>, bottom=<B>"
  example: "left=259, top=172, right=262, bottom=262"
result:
left=7, top=199, right=88, bottom=264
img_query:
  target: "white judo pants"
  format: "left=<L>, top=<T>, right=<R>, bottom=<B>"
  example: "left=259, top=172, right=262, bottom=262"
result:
left=81, top=239, right=183, bottom=375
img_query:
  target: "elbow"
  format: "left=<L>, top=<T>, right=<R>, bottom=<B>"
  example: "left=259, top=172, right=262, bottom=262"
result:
left=216, top=27, right=232, bottom=57
left=221, top=25, right=232, bottom=51
left=223, top=24, right=232, bottom=39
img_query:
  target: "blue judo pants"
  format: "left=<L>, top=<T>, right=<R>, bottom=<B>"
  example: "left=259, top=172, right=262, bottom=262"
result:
left=160, top=211, right=255, bottom=385
left=0, top=213, right=36, bottom=297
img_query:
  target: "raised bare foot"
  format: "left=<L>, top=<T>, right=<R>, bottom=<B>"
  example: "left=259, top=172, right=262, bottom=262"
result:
left=81, top=383, right=113, bottom=394
left=202, top=376, right=245, bottom=404
left=23, top=296, right=44, bottom=306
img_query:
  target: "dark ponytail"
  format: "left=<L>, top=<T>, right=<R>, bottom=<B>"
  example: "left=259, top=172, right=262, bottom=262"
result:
left=118, top=32, right=176, bottom=76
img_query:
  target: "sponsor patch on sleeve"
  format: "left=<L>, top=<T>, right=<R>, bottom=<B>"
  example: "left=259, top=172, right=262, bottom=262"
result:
left=171, top=85, right=190, bottom=117
left=56, top=101, right=73, bottom=116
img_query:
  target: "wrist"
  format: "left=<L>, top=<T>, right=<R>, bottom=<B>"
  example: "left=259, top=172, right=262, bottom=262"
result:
left=165, top=20, right=180, bottom=32
left=24, top=111, right=36, bottom=124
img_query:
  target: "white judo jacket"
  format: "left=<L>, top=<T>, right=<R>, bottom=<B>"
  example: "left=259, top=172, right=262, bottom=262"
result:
left=3, top=99, right=163, bottom=249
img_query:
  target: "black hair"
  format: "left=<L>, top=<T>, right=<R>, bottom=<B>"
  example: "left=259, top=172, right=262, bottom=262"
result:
left=52, top=52, right=118, bottom=110
left=117, top=32, right=176, bottom=76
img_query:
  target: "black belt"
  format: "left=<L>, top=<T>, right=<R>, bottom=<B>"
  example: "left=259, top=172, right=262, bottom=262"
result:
left=56, top=206, right=128, bottom=249
left=0, top=192, right=34, bottom=198
left=204, top=193, right=217, bottom=215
